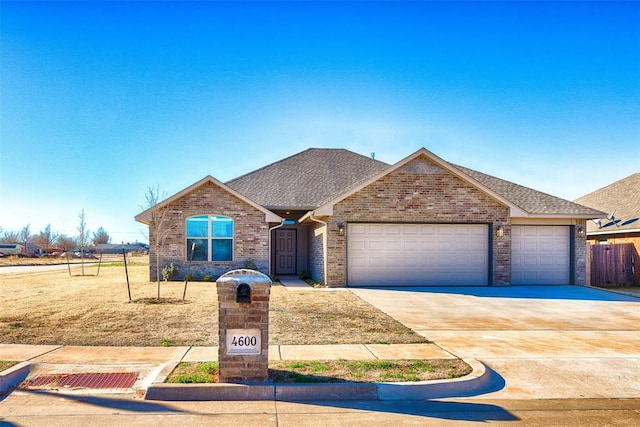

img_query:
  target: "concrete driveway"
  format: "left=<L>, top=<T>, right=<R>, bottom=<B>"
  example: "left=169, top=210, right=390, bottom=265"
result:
left=351, top=285, right=640, bottom=400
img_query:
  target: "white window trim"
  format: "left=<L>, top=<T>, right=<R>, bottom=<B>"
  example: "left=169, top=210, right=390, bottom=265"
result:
left=186, top=215, right=234, bottom=262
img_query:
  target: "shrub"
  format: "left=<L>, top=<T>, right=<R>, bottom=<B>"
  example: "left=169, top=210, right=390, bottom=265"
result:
left=161, top=263, right=179, bottom=282
left=299, top=270, right=311, bottom=280
left=243, top=259, right=258, bottom=270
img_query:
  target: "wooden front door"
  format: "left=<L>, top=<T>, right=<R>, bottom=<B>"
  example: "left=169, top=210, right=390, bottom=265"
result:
left=276, top=229, right=297, bottom=275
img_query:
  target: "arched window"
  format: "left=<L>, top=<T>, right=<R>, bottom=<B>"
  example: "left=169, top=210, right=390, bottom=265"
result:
left=186, top=215, right=233, bottom=262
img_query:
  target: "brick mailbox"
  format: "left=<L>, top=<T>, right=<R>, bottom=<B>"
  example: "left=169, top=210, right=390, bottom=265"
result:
left=216, top=269, right=271, bottom=382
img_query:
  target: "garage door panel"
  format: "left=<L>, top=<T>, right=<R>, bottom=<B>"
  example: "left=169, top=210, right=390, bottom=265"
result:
left=402, top=240, right=420, bottom=251
left=348, top=223, right=488, bottom=286
left=512, top=226, right=570, bottom=285
left=385, top=240, right=402, bottom=251
left=350, top=240, right=366, bottom=251
left=438, top=241, right=454, bottom=251
left=367, top=240, right=385, bottom=251
left=437, top=226, right=454, bottom=236
left=366, top=224, right=385, bottom=234
left=402, top=224, right=421, bottom=235
left=419, top=225, right=436, bottom=236
left=350, top=224, right=367, bottom=234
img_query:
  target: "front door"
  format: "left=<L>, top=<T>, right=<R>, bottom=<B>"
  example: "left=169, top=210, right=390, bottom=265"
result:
left=276, top=229, right=297, bottom=275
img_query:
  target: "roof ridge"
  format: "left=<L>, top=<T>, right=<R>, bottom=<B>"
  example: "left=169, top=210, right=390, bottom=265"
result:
left=225, top=148, right=376, bottom=184
left=225, top=148, right=315, bottom=185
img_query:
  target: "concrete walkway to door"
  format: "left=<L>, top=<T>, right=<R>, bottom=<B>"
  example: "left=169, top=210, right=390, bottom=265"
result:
left=350, top=285, right=640, bottom=400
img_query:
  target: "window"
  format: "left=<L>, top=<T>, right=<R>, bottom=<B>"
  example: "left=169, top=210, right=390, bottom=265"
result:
left=186, top=215, right=233, bottom=261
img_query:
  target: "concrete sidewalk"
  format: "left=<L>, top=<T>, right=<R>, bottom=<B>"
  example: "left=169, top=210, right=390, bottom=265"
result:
left=0, top=343, right=490, bottom=402
left=0, top=343, right=456, bottom=364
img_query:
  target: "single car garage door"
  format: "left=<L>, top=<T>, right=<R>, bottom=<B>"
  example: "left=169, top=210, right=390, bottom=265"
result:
left=511, top=225, right=570, bottom=285
left=348, top=223, right=489, bottom=286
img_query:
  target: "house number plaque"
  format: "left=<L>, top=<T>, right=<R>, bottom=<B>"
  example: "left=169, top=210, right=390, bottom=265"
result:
left=226, top=329, right=261, bottom=355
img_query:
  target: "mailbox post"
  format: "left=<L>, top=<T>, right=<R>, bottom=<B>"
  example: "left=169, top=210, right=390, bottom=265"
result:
left=216, top=269, right=271, bottom=382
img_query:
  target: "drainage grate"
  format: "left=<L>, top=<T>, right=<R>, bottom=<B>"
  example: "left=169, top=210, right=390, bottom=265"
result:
left=21, top=372, right=138, bottom=389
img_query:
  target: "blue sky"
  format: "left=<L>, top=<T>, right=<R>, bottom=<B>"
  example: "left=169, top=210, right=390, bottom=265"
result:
left=1, top=1, right=638, bottom=244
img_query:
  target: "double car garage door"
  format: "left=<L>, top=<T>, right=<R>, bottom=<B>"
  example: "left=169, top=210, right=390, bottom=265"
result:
left=347, top=223, right=570, bottom=286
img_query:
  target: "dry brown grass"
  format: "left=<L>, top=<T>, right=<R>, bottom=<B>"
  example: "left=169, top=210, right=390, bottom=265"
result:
left=0, top=262, right=426, bottom=347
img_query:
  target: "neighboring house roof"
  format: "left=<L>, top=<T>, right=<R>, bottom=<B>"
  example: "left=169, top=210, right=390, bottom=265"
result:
left=226, top=148, right=389, bottom=210
left=574, top=173, right=640, bottom=234
left=135, top=175, right=282, bottom=224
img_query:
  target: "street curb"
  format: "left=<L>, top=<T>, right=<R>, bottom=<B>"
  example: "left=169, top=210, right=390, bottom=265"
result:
left=0, top=362, right=30, bottom=394
left=144, top=358, right=489, bottom=401
left=375, top=358, right=489, bottom=400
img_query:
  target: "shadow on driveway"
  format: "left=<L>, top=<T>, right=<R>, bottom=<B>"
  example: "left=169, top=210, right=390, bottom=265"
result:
left=351, top=285, right=640, bottom=302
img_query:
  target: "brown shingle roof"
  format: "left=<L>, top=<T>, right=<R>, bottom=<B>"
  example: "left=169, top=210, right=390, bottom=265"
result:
left=226, top=147, right=602, bottom=218
left=226, top=148, right=389, bottom=210
left=453, top=164, right=605, bottom=217
left=574, top=173, right=640, bottom=232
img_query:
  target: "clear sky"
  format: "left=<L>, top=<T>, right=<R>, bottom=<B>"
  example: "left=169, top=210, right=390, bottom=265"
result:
left=1, top=1, right=639, bottom=244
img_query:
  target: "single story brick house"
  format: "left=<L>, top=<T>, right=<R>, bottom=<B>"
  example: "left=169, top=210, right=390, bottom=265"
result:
left=135, top=147, right=604, bottom=287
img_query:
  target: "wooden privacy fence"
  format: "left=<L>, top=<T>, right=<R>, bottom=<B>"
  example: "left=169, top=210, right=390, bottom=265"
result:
left=590, top=243, right=636, bottom=286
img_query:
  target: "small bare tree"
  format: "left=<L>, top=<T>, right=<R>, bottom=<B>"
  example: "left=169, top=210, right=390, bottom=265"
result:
left=143, top=184, right=171, bottom=300
left=0, top=229, right=20, bottom=244
left=20, top=224, right=32, bottom=243
left=77, top=209, right=90, bottom=276
left=56, top=234, right=76, bottom=251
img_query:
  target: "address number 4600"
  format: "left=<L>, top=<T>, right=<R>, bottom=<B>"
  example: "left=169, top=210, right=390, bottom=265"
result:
left=232, top=335, right=257, bottom=347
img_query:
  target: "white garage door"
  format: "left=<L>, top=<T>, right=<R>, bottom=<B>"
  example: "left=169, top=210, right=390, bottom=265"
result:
left=348, top=223, right=489, bottom=286
left=512, top=226, right=570, bottom=285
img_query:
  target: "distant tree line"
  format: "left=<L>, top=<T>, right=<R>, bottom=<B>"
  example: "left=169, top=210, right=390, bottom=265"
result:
left=0, top=212, right=112, bottom=251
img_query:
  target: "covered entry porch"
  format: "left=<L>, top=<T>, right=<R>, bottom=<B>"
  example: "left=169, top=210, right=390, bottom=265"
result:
left=270, top=212, right=311, bottom=277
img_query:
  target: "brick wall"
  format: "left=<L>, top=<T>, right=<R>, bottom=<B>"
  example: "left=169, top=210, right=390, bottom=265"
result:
left=574, top=221, right=588, bottom=285
left=217, top=270, right=270, bottom=382
left=308, top=222, right=326, bottom=284
left=327, top=157, right=511, bottom=286
left=147, top=181, right=270, bottom=281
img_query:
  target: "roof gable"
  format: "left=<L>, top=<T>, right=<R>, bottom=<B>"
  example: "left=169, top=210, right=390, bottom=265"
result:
left=314, top=148, right=526, bottom=216
left=135, top=175, right=281, bottom=224
left=313, top=147, right=604, bottom=219
left=226, top=148, right=389, bottom=210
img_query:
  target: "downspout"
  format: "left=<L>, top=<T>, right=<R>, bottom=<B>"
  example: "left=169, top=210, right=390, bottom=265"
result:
left=268, top=220, right=285, bottom=276
left=307, top=212, right=328, bottom=286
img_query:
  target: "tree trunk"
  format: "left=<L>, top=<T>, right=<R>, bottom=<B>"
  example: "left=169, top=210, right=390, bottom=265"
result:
left=156, top=251, right=161, bottom=300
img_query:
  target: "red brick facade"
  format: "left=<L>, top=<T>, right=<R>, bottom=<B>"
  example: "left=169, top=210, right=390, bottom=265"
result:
left=148, top=181, right=270, bottom=281
left=217, top=269, right=271, bottom=382
left=325, top=157, right=511, bottom=286
left=143, top=154, right=590, bottom=287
